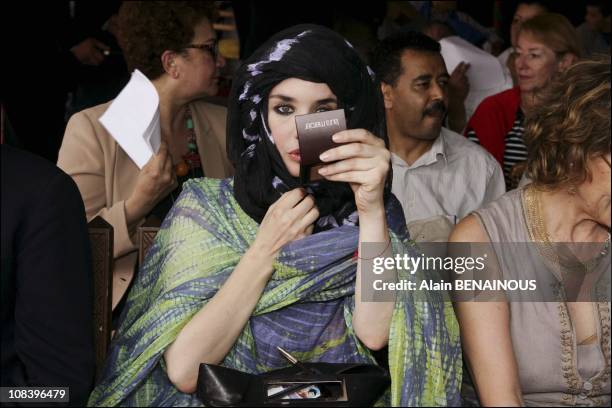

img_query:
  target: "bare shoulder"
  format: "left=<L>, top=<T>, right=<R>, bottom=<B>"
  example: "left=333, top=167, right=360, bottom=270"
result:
left=449, top=214, right=489, bottom=243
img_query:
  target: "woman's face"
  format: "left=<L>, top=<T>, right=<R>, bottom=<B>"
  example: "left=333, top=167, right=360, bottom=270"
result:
left=177, top=18, right=225, bottom=97
left=514, top=32, right=560, bottom=94
left=578, top=153, right=612, bottom=228
left=267, top=78, right=339, bottom=177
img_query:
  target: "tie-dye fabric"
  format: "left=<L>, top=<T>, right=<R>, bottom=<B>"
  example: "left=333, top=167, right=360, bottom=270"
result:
left=88, top=178, right=461, bottom=406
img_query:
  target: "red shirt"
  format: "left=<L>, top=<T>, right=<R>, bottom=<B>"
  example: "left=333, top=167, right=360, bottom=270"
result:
left=464, top=87, right=521, bottom=165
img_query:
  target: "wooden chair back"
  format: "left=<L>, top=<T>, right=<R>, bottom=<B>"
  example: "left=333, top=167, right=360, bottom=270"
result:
left=138, top=216, right=161, bottom=266
left=87, top=216, right=113, bottom=378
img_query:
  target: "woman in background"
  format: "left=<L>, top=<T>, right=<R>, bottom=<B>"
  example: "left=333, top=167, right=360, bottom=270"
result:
left=58, top=1, right=233, bottom=312
left=465, top=13, right=581, bottom=189
left=497, top=1, right=548, bottom=86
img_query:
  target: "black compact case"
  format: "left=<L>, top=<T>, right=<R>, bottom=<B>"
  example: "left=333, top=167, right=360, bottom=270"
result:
left=295, top=109, right=347, bottom=184
left=196, top=362, right=390, bottom=407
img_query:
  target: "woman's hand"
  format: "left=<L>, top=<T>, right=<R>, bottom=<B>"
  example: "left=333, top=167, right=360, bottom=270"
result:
left=449, top=61, right=470, bottom=104
left=125, top=140, right=177, bottom=226
left=70, top=37, right=110, bottom=66
left=250, top=188, right=319, bottom=261
left=166, top=188, right=318, bottom=393
left=318, top=129, right=390, bottom=214
left=319, top=131, right=394, bottom=350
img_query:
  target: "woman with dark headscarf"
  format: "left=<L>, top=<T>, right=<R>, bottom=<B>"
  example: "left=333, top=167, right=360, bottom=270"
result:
left=89, top=25, right=461, bottom=406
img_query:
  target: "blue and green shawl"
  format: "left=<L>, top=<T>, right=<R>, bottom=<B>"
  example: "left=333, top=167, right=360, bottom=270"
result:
left=88, top=178, right=461, bottom=406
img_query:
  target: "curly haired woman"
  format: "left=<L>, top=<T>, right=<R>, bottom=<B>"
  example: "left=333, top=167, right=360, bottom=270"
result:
left=58, top=1, right=233, bottom=312
left=453, top=58, right=611, bottom=406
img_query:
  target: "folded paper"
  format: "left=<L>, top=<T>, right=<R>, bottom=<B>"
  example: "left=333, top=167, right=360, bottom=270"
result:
left=99, top=69, right=161, bottom=169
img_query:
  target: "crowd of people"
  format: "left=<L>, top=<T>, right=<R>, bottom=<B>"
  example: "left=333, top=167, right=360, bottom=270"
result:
left=1, top=1, right=610, bottom=406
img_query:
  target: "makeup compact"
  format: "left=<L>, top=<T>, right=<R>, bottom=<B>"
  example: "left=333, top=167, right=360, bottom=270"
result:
left=295, top=109, right=347, bottom=184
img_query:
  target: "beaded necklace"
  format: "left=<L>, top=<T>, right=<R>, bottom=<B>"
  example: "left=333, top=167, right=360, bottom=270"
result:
left=150, top=108, right=203, bottom=220
left=524, top=184, right=611, bottom=301
left=175, top=107, right=202, bottom=177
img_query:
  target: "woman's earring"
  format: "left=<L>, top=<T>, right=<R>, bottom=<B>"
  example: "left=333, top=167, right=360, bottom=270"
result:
left=567, top=184, right=577, bottom=195
left=169, top=60, right=178, bottom=78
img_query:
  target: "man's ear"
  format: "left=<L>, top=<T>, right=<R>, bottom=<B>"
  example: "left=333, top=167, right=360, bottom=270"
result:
left=381, top=82, right=394, bottom=110
left=558, top=52, right=578, bottom=72
left=161, top=50, right=179, bottom=78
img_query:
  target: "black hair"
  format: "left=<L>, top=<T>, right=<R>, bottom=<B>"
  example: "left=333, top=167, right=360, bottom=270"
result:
left=517, top=1, right=550, bottom=12
left=370, top=30, right=441, bottom=86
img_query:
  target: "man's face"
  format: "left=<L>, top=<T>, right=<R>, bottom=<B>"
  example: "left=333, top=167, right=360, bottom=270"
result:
left=382, top=50, right=449, bottom=141
left=585, top=5, right=605, bottom=31
left=510, top=3, right=546, bottom=46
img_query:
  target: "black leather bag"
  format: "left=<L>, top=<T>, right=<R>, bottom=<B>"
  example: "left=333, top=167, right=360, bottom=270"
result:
left=196, top=362, right=390, bottom=407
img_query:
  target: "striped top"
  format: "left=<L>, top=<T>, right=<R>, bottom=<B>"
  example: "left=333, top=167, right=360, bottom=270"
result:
left=467, top=110, right=526, bottom=189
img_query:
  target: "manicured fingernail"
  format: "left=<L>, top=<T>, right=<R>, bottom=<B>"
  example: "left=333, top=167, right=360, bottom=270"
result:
left=318, top=167, right=328, bottom=175
left=319, top=152, right=330, bottom=161
left=332, top=134, right=341, bottom=142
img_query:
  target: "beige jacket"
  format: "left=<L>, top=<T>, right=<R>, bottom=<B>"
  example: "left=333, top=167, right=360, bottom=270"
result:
left=58, top=100, right=233, bottom=309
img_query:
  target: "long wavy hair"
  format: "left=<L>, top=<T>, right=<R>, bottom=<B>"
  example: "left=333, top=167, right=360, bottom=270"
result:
left=524, top=57, right=611, bottom=189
